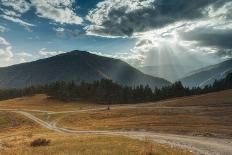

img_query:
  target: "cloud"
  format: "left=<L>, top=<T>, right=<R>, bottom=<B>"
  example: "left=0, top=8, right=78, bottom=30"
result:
left=0, top=37, right=32, bottom=65
left=53, top=27, right=65, bottom=32
left=15, top=52, right=33, bottom=63
left=53, top=27, right=80, bottom=38
left=180, top=27, right=232, bottom=49
left=179, top=26, right=232, bottom=57
left=0, top=9, right=20, bottom=17
left=135, top=39, right=152, bottom=47
left=16, top=52, right=33, bottom=58
left=0, top=46, right=14, bottom=61
left=31, top=0, right=83, bottom=25
left=0, top=25, right=6, bottom=33
left=175, top=1, right=232, bottom=57
left=0, top=15, right=35, bottom=27
left=0, top=0, right=31, bottom=13
left=0, top=0, right=83, bottom=27
left=38, top=48, right=65, bottom=57
left=0, top=37, right=10, bottom=45
left=0, top=37, right=13, bottom=62
left=86, top=0, right=232, bottom=62
left=53, top=27, right=65, bottom=37
left=0, top=0, right=34, bottom=30
left=86, top=0, right=226, bottom=37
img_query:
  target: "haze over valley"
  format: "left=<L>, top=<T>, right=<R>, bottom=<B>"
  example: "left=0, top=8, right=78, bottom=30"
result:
left=0, top=0, right=232, bottom=155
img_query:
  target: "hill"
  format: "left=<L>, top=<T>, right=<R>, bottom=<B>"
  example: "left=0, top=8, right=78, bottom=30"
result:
left=139, top=64, right=195, bottom=82
left=0, top=50, right=170, bottom=88
left=180, top=59, right=232, bottom=87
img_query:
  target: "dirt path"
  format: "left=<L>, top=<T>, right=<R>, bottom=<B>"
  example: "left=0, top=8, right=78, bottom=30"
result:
left=1, top=108, right=230, bottom=155
left=0, top=105, right=209, bottom=114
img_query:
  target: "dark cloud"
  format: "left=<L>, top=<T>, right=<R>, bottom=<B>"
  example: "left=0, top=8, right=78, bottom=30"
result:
left=86, top=0, right=232, bottom=58
left=178, top=25, right=232, bottom=57
left=217, top=49, right=232, bottom=57
left=136, top=39, right=152, bottom=47
left=211, top=0, right=231, bottom=9
left=54, top=28, right=80, bottom=38
left=86, top=0, right=227, bottom=37
left=180, top=27, right=232, bottom=49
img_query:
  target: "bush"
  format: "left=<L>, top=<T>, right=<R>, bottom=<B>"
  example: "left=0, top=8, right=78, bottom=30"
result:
left=30, top=138, right=50, bottom=147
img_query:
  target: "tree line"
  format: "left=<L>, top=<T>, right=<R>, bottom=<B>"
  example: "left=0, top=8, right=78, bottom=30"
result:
left=0, top=73, right=231, bottom=104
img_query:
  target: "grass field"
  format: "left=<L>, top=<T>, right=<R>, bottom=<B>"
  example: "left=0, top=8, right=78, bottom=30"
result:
left=0, top=132, right=194, bottom=155
left=0, top=90, right=231, bottom=154
left=155, top=89, right=232, bottom=107
left=0, top=98, right=196, bottom=155
left=35, top=90, right=232, bottom=138
left=0, top=94, right=102, bottom=111
left=0, top=126, right=194, bottom=155
left=55, top=106, right=232, bottom=137
left=0, top=112, right=35, bottom=130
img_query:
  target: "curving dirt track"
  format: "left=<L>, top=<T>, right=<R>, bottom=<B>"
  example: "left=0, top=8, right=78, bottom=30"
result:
left=1, top=108, right=231, bottom=155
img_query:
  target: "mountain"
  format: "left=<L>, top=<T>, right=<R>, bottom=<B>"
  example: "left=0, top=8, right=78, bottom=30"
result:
left=180, top=59, right=232, bottom=88
left=0, top=51, right=171, bottom=88
left=139, top=64, right=198, bottom=82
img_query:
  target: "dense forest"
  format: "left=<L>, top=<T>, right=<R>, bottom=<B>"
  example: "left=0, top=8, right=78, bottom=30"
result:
left=0, top=73, right=232, bottom=104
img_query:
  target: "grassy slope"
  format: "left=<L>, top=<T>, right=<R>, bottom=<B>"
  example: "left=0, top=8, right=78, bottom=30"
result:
left=155, top=89, right=232, bottom=107
left=0, top=94, right=102, bottom=111
left=0, top=112, right=35, bottom=129
left=0, top=133, right=194, bottom=155
left=1, top=90, right=231, bottom=137
left=51, top=90, right=232, bottom=137
left=1, top=90, right=231, bottom=154
left=0, top=99, right=195, bottom=155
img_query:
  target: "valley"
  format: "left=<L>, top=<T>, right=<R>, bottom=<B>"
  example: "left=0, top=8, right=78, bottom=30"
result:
left=1, top=1, right=232, bottom=154
left=0, top=90, right=232, bottom=155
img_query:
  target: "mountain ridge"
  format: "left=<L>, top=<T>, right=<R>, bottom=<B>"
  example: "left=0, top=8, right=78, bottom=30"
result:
left=180, top=59, right=232, bottom=88
left=0, top=50, right=170, bottom=88
left=138, top=64, right=198, bottom=82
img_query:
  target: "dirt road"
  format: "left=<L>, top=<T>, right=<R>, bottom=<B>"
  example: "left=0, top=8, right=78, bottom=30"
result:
left=1, top=108, right=231, bottom=155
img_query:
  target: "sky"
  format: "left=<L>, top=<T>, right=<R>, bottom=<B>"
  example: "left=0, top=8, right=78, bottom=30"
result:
left=0, top=0, right=232, bottom=70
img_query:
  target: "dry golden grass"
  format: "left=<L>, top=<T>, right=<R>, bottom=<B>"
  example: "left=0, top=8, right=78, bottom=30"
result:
left=1, top=90, right=232, bottom=138
left=0, top=125, right=194, bottom=155
left=0, top=90, right=231, bottom=154
left=0, top=94, right=102, bottom=111
left=0, top=112, right=35, bottom=130
left=0, top=133, right=194, bottom=155
left=0, top=108, right=194, bottom=155
left=155, top=89, right=232, bottom=107
left=51, top=90, right=232, bottom=137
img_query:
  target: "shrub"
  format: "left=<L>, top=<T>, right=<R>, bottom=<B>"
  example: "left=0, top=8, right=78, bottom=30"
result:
left=30, top=138, right=50, bottom=147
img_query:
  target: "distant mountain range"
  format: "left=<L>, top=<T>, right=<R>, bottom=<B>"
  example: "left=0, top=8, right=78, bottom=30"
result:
left=0, top=51, right=170, bottom=88
left=180, top=59, right=232, bottom=88
left=138, top=64, right=196, bottom=82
